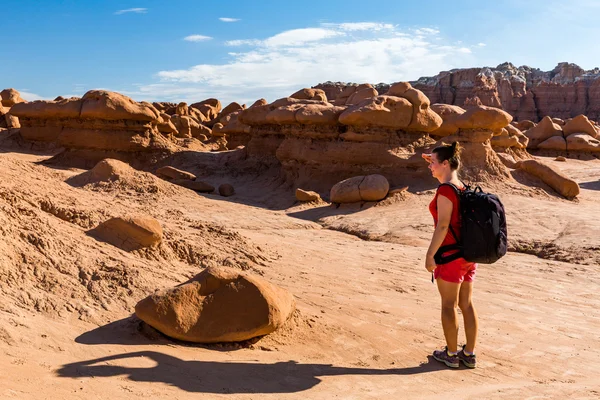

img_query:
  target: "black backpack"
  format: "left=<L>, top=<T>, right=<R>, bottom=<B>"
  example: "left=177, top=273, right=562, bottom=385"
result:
left=434, top=183, right=507, bottom=265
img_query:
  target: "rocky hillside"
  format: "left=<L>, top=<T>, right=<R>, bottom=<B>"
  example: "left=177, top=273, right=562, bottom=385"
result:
left=315, top=62, right=600, bottom=122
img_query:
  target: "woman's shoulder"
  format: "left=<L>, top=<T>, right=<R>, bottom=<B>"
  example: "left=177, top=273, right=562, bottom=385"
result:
left=436, top=183, right=460, bottom=200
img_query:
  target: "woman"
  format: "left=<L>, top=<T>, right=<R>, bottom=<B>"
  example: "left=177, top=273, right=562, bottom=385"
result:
left=422, top=142, right=478, bottom=369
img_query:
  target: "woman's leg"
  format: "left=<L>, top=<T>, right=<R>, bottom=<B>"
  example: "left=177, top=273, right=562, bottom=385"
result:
left=436, top=278, right=461, bottom=353
left=458, top=281, right=478, bottom=353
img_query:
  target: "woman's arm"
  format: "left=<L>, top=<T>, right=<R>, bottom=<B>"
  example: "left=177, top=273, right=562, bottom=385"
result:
left=425, top=194, right=454, bottom=272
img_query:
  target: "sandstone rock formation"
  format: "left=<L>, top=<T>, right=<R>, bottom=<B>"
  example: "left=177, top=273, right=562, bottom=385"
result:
left=295, top=188, right=321, bottom=202
left=410, top=62, right=600, bottom=122
left=219, top=183, right=235, bottom=197
left=171, top=179, right=215, bottom=193
left=1, top=88, right=26, bottom=107
left=216, top=84, right=516, bottom=189
left=515, top=160, right=580, bottom=199
left=523, top=116, right=563, bottom=149
left=156, top=166, right=196, bottom=181
left=10, top=91, right=175, bottom=152
left=316, top=63, right=600, bottom=123
left=90, top=216, right=163, bottom=251
left=330, top=175, right=390, bottom=203
left=135, top=266, right=295, bottom=343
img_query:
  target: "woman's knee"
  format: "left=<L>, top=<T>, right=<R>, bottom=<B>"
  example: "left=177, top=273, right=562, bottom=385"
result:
left=458, top=300, right=473, bottom=312
left=441, top=300, right=458, bottom=311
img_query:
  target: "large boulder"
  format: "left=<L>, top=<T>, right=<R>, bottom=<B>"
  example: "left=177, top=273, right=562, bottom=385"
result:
left=431, top=104, right=511, bottom=137
left=330, top=174, right=390, bottom=203
left=562, top=114, right=600, bottom=138
left=1, top=88, right=26, bottom=107
left=90, top=216, right=163, bottom=251
left=135, top=266, right=295, bottom=343
left=295, top=188, right=321, bottom=202
left=345, top=85, right=378, bottom=105
left=566, top=133, right=600, bottom=152
left=386, top=82, right=443, bottom=131
left=338, top=96, right=413, bottom=129
left=295, top=104, right=345, bottom=125
left=156, top=166, right=196, bottom=181
left=290, top=88, right=327, bottom=102
left=515, top=160, right=580, bottom=199
left=524, top=116, right=563, bottom=148
left=430, top=104, right=467, bottom=137
left=80, top=90, right=159, bottom=121
left=538, top=136, right=567, bottom=151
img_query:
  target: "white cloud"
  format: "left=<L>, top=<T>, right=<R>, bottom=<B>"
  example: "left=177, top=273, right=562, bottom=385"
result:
left=16, top=90, right=46, bottom=101
left=184, top=35, right=213, bottom=42
left=114, top=8, right=147, bottom=15
left=322, top=22, right=395, bottom=31
left=121, top=22, right=480, bottom=105
left=414, top=28, right=440, bottom=35
left=225, top=39, right=262, bottom=46
left=478, top=42, right=487, bottom=47
left=219, top=17, right=240, bottom=22
left=262, top=28, right=343, bottom=47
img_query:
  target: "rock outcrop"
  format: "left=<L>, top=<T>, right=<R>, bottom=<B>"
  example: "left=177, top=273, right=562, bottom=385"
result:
left=135, top=266, right=295, bottom=343
left=330, top=175, right=390, bottom=203
left=514, top=160, right=580, bottom=199
left=10, top=91, right=175, bottom=152
left=218, top=84, right=514, bottom=189
left=316, top=63, right=600, bottom=123
left=89, top=216, right=163, bottom=251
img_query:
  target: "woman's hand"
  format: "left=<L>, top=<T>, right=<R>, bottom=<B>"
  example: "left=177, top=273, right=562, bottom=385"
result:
left=425, top=254, right=436, bottom=272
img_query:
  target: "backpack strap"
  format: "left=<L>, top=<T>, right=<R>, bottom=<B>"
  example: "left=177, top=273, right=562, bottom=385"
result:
left=434, top=183, right=464, bottom=265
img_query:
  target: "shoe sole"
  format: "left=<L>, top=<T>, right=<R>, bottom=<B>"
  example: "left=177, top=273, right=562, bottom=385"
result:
left=460, top=359, right=476, bottom=369
left=433, top=354, right=459, bottom=368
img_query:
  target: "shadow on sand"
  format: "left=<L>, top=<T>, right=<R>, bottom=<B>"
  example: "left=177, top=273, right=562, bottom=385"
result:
left=57, top=350, right=448, bottom=394
left=580, top=180, right=600, bottom=191
left=69, top=317, right=451, bottom=393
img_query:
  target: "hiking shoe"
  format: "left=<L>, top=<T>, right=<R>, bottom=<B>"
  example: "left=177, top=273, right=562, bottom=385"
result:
left=458, top=346, right=477, bottom=368
left=432, top=347, right=459, bottom=368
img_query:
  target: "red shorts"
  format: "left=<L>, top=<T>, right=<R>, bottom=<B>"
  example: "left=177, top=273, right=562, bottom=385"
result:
left=434, top=258, right=477, bottom=284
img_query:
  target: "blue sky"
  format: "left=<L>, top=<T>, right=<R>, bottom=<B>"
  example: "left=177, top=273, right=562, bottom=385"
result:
left=3, top=0, right=600, bottom=105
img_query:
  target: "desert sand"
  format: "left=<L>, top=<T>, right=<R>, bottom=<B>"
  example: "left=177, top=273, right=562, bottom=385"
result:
left=1, top=122, right=599, bottom=399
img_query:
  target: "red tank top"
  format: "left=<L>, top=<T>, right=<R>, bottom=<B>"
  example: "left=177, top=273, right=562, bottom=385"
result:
left=428, top=185, right=463, bottom=247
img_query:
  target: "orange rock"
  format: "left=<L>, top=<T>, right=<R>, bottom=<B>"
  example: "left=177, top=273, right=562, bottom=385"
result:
left=90, top=216, right=163, bottom=251
left=295, top=105, right=345, bottom=125
left=218, top=102, right=244, bottom=122
left=171, top=179, right=214, bottom=193
left=295, top=188, right=321, bottom=202
left=176, top=102, right=189, bottom=116
left=454, top=105, right=512, bottom=131
left=538, top=136, right=567, bottom=151
left=345, top=86, right=378, bottom=105
left=515, top=159, right=579, bottom=199
left=80, top=90, right=160, bottom=121
left=219, top=183, right=235, bottom=196
left=515, top=120, right=536, bottom=131
left=430, top=104, right=466, bottom=137
left=524, top=116, right=563, bottom=148
left=250, top=98, right=268, bottom=108
left=134, top=266, right=295, bottom=343
left=338, top=96, right=412, bottom=129
left=10, top=97, right=82, bottom=119
left=563, top=114, right=599, bottom=138
left=266, top=104, right=304, bottom=124
left=0, top=88, right=26, bottom=107
left=156, top=166, right=196, bottom=181
left=566, top=133, right=600, bottom=152
left=290, top=88, right=328, bottom=102
left=330, top=174, right=389, bottom=203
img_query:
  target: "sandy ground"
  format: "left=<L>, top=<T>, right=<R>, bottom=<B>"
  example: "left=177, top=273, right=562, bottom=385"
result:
left=1, top=139, right=599, bottom=399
